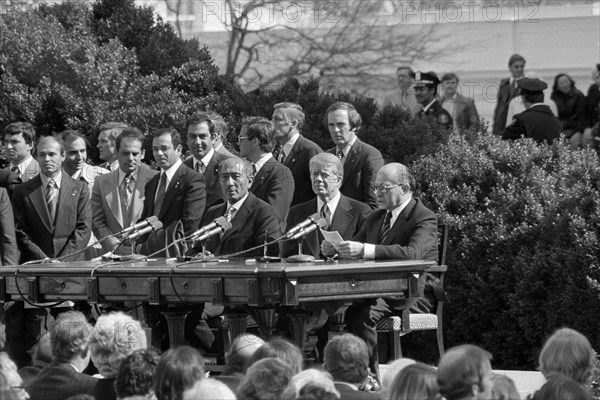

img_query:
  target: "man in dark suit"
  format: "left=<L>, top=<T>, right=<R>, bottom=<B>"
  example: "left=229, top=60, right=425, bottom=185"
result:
left=325, top=102, right=384, bottom=210
left=440, top=72, right=480, bottom=131
left=272, top=102, right=322, bottom=206
left=183, top=113, right=232, bottom=207
left=12, top=135, right=92, bottom=262
left=27, top=311, right=98, bottom=400
left=414, top=71, right=453, bottom=130
left=92, top=128, right=158, bottom=255
left=240, top=117, right=294, bottom=233
left=0, top=169, right=19, bottom=197
left=502, top=78, right=563, bottom=144
left=2, top=121, right=40, bottom=183
left=325, top=163, right=437, bottom=377
left=493, top=54, right=526, bottom=135
left=0, top=187, right=18, bottom=266
left=282, top=152, right=370, bottom=259
left=138, top=128, right=206, bottom=257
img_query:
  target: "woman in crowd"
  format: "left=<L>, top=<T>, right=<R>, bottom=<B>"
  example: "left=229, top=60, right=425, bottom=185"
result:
left=583, top=64, right=600, bottom=146
left=153, top=346, right=205, bottom=400
left=115, top=347, right=161, bottom=400
left=530, top=374, right=592, bottom=400
left=244, top=337, right=304, bottom=375
left=282, top=368, right=340, bottom=400
left=550, top=73, right=587, bottom=149
left=386, top=362, right=438, bottom=400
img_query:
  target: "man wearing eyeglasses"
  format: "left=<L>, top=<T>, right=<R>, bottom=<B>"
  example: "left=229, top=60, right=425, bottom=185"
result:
left=323, top=162, right=437, bottom=378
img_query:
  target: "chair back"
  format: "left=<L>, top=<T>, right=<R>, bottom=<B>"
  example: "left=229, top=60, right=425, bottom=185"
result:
left=438, top=223, right=449, bottom=266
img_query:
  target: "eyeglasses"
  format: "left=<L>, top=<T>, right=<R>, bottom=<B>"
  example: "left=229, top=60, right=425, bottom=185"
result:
left=371, top=184, right=400, bottom=194
left=237, top=136, right=250, bottom=142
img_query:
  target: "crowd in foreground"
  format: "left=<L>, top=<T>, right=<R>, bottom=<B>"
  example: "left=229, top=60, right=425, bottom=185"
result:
left=0, top=309, right=596, bottom=400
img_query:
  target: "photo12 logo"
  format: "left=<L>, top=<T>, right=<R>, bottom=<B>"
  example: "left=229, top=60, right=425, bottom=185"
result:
left=199, top=1, right=340, bottom=24
left=399, top=1, right=540, bottom=24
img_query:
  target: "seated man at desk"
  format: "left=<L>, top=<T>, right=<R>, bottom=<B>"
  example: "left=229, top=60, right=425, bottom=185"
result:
left=323, top=162, right=438, bottom=378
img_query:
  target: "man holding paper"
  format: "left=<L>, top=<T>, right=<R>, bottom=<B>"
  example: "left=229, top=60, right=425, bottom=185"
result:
left=282, top=152, right=371, bottom=259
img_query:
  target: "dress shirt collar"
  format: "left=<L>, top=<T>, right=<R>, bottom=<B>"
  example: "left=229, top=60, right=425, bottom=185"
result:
left=159, top=158, right=182, bottom=187
left=388, top=196, right=412, bottom=227
left=253, top=153, right=272, bottom=173
left=282, top=132, right=300, bottom=159
left=529, top=103, right=545, bottom=109
left=317, top=191, right=341, bottom=217
left=106, top=159, right=119, bottom=172
left=226, top=192, right=249, bottom=217
left=194, top=147, right=215, bottom=170
left=40, top=170, right=63, bottom=189
left=10, top=155, right=33, bottom=176
left=336, top=135, right=357, bottom=158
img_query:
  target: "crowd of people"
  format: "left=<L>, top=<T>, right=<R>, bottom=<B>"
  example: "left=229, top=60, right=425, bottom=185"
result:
left=0, top=53, right=598, bottom=399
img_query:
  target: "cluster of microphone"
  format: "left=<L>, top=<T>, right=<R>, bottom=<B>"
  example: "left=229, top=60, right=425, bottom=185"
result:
left=117, top=216, right=163, bottom=240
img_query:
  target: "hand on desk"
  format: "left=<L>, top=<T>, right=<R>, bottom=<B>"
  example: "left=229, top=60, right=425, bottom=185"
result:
left=337, top=241, right=364, bottom=258
left=321, top=240, right=338, bottom=257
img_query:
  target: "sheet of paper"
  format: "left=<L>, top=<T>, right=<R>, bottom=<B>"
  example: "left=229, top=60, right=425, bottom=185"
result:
left=320, top=229, right=343, bottom=249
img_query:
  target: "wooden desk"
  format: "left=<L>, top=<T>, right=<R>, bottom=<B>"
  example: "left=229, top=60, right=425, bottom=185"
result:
left=0, top=259, right=434, bottom=349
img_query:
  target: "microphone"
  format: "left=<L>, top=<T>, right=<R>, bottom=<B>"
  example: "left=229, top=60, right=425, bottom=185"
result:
left=196, top=221, right=232, bottom=242
left=118, top=216, right=159, bottom=237
left=190, top=217, right=228, bottom=240
left=126, top=220, right=163, bottom=240
left=285, top=213, right=321, bottom=238
left=289, top=218, right=327, bottom=240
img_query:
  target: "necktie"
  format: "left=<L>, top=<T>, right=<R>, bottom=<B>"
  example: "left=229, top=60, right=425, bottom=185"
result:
left=336, top=150, right=344, bottom=162
left=278, top=150, right=286, bottom=163
left=320, top=203, right=330, bottom=230
left=379, top=211, right=392, bottom=243
left=154, top=173, right=167, bottom=216
left=273, top=144, right=284, bottom=163
left=122, top=174, right=133, bottom=208
left=195, top=162, right=205, bottom=174
left=10, top=166, right=21, bottom=181
left=221, top=206, right=235, bottom=238
left=46, top=178, right=58, bottom=224
left=252, top=163, right=258, bottom=176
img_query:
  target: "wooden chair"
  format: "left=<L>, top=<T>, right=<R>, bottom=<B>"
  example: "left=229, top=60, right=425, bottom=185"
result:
left=375, top=223, right=449, bottom=360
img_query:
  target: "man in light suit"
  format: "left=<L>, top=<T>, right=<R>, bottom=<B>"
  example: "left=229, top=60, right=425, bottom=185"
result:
left=2, top=121, right=40, bottom=183
left=183, top=113, right=232, bottom=208
left=326, top=102, right=384, bottom=210
left=240, top=117, right=294, bottom=233
left=92, top=128, right=158, bottom=255
left=324, top=163, right=437, bottom=376
left=96, top=121, right=128, bottom=171
left=282, top=152, right=370, bottom=259
left=0, top=187, right=19, bottom=266
left=440, top=72, right=480, bottom=131
left=272, top=102, right=322, bottom=206
left=138, top=128, right=205, bottom=257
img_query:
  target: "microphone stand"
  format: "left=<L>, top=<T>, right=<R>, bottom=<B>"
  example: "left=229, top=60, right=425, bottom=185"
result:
left=286, top=238, right=316, bottom=263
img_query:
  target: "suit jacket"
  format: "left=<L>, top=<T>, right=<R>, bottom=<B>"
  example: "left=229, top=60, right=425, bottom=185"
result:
left=282, top=195, right=371, bottom=258
left=183, top=150, right=232, bottom=207
left=502, top=104, right=562, bottom=144
left=92, top=164, right=158, bottom=254
left=12, top=173, right=91, bottom=262
left=493, top=77, right=520, bottom=135
left=0, top=188, right=19, bottom=266
left=328, top=139, right=384, bottom=210
left=215, top=142, right=235, bottom=158
left=279, top=135, right=322, bottom=206
left=353, top=198, right=437, bottom=261
left=333, top=383, right=381, bottom=400
left=138, top=163, right=206, bottom=256
left=443, top=94, right=480, bottom=130
left=417, top=99, right=453, bottom=129
left=249, top=156, right=294, bottom=232
left=189, top=192, right=280, bottom=258
left=27, top=361, right=98, bottom=400
left=0, top=169, right=19, bottom=197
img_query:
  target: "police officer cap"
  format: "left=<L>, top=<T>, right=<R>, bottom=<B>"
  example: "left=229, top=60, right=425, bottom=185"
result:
left=517, top=78, right=547, bottom=95
left=414, top=71, right=440, bottom=87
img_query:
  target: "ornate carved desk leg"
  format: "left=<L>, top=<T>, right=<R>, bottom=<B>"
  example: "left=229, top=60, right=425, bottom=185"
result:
left=327, top=302, right=351, bottom=340
left=288, top=309, right=308, bottom=350
left=162, top=310, right=190, bottom=349
left=143, top=304, right=163, bottom=349
left=223, top=308, right=248, bottom=350
left=252, top=307, right=278, bottom=340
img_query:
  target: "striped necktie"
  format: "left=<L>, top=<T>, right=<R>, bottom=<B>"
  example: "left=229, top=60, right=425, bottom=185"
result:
left=154, top=173, right=167, bottom=216
left=46, top=178, right=58, bottom=224
left=379, top=211, right=392, bottom=243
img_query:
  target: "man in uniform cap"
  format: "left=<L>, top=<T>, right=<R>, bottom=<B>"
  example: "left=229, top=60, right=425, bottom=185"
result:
left=502, top=78, right=562, bottom=144
left=414, top=71, right=453, bottom=129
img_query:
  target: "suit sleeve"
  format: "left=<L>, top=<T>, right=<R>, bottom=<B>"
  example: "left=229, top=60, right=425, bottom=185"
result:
left=91, top=179, right=113, bottom=242
left=362, top=149, right=384, bottom=210
left=267, top=166, right=294, bottom=232
left=0, top=189, right=19, bottom=265
left=12, top=185, right=50, bottom=261
left=255, top=205, right=281, bottom=257
left=374, top=208, right=438, bottom=260
left=57, top=184, right=92, bottom=261
left=502, top=116, right=526, bottom=141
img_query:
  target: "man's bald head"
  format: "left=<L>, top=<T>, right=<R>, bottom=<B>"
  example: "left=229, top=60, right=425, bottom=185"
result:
left=224, top=334, right=265, bottom=374
left=374, top=163, right=416, bottom=210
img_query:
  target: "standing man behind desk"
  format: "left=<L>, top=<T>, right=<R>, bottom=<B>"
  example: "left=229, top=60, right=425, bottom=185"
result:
left=414, top=71, right=453, bottom=130
left=183, top=113, right=232, bottom=207
left=282, top=152, right=370, bottom=259
left=96, top=122, right=127, bottom=172
left=440, top=73, right=480, bottom=131
left=239, top=117, right=294, bottom=233
left=272, top=102, right=322, bottom=206
left=138, top=128, right=205, bottom=257
left=92, top=128, right=158, bottom=255
left=2, top=121, right=40, bottom=183
left=493, top=54, right=526, bottom=135
left=324, top=163, right=437, bottom=377
left=326, top=102, right=384, bottom=210
left=381, top=66, right=420, bottom=116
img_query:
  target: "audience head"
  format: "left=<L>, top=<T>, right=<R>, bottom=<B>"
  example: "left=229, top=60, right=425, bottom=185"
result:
left=88, top=311, right=147, bottom=379
left=183, top=378, right=236, bottom=400
left=3, top=122, right=36, bottom=164
left=64, top=395, right=94, bottom=400
left=224, top=333, right=265, bottom=375
left=309, top=152, right=343, bottom=202
left=97, top=122, right=127, bottom=162
left=538, top=327, right=595, bottom=385
left=31, top=332, right=52, bottom=367
left=530, top=374, right=592, bottom=400
left=388, top=362, right=438, bottom=400
left=437, top=344, right=494, bottom=400
left=153, top=345, right=205, bottom=400
left=381, top=358, right=417, bottom=399
left=206, top=112, right=229, bottom=147
left=116, top=128, right=146, bottom=175
left=239, top=116, right=275, bottom=157
left=238, top=357, right=294, bottom=400
left=115, top=347, right=161, bottom=399
left=36, top=136, right=65, bottom=179
left=245, top=337, right=304, bottom=374
left=272, top=102, right=305, bottom=143
left=490, top=373, right=520, bottom=400
left=282, top=368, right=340, bottom=400
left=508, top=54, right=526, bottom=78
left=414, top=71, right=441, bottom=104
left=552, top=73, right=576, bottom=95
left=0, top=352, right=28, bottom=400
left=325, top=102, right=361, bottom=149
left=518, top=78, right=546, bottom=105
left=323, top=333, right=369, bottom=386
left=152, top=128, right=182, bottom=170
left=50, top=311, right=92, bottom=366
left=219, top=157, right=254, bottom=203
left=374, top=163, right=415, bottom=211
left=59, top=130, right=88, bottom=174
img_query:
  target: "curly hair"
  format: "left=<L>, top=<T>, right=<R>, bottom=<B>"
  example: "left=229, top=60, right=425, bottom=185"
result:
left=115, top=347, right=161, bottom=398
left=238, top=358, right=293, bottom=400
